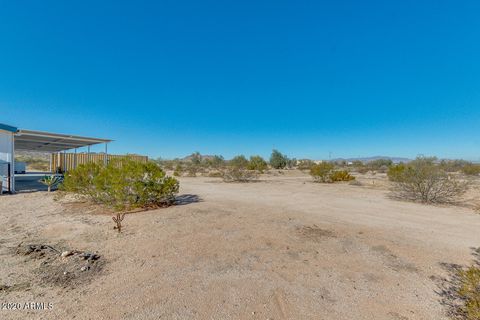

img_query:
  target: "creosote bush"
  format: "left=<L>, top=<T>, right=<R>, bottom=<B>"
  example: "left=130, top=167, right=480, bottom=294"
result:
left=462, top=163, right=480, bottom=176
left=310, top=163, right=355, bottom=183
left=329, top=170, right=355, bottom=182
left=62, top=158, right=179, bottom=211
left=247, top=155, right=268, bottom=172
left=390, top=157, right=468, bottom=204
left=222, top=154, right=258, bottom=182
left=387, top=163, right=406, bottom=182
left=310, top=162, right=334, bottom=183
left=270, top=149, right=288, bottom=169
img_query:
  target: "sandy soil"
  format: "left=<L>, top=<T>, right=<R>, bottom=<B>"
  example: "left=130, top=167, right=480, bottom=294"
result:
left=1, top=171, right=480, bottom=319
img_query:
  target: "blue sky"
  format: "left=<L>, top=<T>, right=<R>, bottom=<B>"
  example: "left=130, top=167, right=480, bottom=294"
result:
left=1, top=1, right=479, bottom=160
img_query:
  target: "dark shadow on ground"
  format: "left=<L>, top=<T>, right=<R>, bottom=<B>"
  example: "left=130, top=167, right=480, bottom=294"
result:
left=434, top=247, right=480, bottom=319
left=175, top=194, right=202, bottom=206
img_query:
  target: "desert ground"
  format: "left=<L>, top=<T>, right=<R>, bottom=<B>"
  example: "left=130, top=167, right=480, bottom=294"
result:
left=1, top=171, right=480, bottom=320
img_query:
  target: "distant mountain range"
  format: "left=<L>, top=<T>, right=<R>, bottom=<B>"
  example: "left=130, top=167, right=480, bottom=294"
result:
left=330, top=156, right=411, bottom=163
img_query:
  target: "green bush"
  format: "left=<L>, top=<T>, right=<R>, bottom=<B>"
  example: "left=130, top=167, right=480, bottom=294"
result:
left=310, top=162, right=335, bottom=183
left=330, top=170, right=355, bottom=182
left=270, top=149, right=288, bottom=169
left=247, top=155, right=268, bottom=172
left=387, top=163, right=406, bottom=182
left=205, top=155, right=225, bottom=169
left=229, top=155, right=249, bottom=169
left=440, top=159, right=470, bottom=172
left=368, top=159, right=393, bottom=169
left=462, top=163, right=480, bottom=176
left=62, top=158, right=179, bottom=211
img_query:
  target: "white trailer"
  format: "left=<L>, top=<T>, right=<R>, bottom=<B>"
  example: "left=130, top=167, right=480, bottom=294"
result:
left=14, top=161, right=26, bottom=174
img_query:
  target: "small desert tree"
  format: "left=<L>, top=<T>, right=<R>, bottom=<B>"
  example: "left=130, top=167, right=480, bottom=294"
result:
left=391, top=157, right=468, bottom=204
left=247, top=155, right=268, bottom=172
left=270, top=149, right=288, bottom=169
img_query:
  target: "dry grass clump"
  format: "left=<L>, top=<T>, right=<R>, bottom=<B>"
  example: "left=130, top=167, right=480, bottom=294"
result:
left=457, top=266, right=480, bottom=319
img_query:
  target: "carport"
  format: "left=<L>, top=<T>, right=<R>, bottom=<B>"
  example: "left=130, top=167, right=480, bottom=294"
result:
left=0, top=123, right=111, bottom=193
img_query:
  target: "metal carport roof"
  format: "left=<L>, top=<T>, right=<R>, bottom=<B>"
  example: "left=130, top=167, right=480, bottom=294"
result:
left=14, top=129, right=112, bottom=152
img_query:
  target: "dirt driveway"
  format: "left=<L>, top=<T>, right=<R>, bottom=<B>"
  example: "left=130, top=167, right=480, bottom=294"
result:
left=1, top=173, right=479, bottom=319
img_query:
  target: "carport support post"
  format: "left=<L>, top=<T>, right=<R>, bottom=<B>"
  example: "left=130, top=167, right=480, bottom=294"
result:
left=63, top=150, right=66, bottom=173
left=104, top=143, right=108, bottom=165
left=10, top=132, right=15, bottom=193
left=74, top=148, right=77, bottom=170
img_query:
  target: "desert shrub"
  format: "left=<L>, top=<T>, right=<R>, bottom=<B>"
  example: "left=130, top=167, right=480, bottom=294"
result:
left=440, top=159, right=470, bottom=173
left=247, top=155, right=268, bottom=172
left=286, top=158, right=297, bottom=169
left=357, top=166, right=369, bottom=174
left=207, top=171, right=223, bottom=178
left=457, top=266, right=480, bottom=319
left=310, top=162, right=335, bottom=183
left=62, top=158, right=179, bottom=211
left=189, top=152, right=202, bottom=166
left=205, top=155, right=225, bottom=169
left=387, top=163, right=406, bottom=182
left=185, top=164, right=198, bottom=177
left=462, top=163, right=480, bottom=176
left=391, top=157, right=468, bottom=204
left=173, top=163, right=183, bottom=177
left=270, top=149, right=288, bottom=169
left=368, top=159, right=393, bottom=170
left=297, top=159, right=315, bottom=170
left=222, top=167, right=258, bottom=182
left=330, top=170, right=355, bottom=182
left=228, top=155, right=248, bottom=168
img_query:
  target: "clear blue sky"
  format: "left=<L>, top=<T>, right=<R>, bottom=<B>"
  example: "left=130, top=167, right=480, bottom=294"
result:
left=1, top=1, right=479, bottom=160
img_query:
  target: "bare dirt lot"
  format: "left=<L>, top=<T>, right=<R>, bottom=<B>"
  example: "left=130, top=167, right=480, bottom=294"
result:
left=1, top=171, right=480, bottom=319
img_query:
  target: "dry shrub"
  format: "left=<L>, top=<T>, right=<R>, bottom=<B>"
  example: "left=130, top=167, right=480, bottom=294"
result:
left=222, top=167, right=258, bottom=182
left=457, top=266, right=480, bottom=319
left=310, top=163, right=355, bottom=183
left=463, top=163, right=480, bottom=176
left=391, top=157, right=468, bottom=204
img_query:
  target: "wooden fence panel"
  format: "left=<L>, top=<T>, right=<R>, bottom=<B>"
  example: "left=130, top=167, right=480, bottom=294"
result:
left=50, top=153, right=148, bottom=172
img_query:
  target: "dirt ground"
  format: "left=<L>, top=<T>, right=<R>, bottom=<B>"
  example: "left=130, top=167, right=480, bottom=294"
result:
left=1, top=171, right=480, bottom=319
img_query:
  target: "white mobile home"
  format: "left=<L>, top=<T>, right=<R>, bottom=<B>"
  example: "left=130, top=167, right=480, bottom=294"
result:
left=0, top=124, right=16, bottom=193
